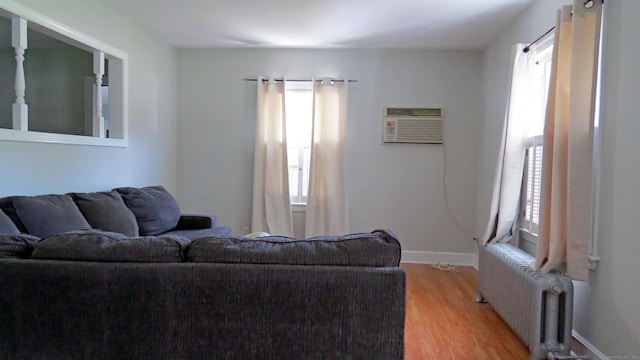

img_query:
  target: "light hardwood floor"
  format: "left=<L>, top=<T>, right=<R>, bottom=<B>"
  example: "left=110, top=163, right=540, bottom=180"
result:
left=402, top=263, right=530, bottom=359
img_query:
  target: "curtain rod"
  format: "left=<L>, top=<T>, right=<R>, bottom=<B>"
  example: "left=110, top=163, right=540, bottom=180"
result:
left=243, top=78, right=357, bottom=83
left=523, top=26, right=555, bottom=53
left=523, top=0, right=603, bottom=53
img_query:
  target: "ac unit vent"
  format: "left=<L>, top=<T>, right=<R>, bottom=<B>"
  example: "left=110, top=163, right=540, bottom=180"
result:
left=382, top=107, right=443, bottom=144
left=385, top=107, right=443, bottom=118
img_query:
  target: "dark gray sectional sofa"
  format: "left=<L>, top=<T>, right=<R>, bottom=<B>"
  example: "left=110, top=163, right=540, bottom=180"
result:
left=0, top=186, right=406, bottom=360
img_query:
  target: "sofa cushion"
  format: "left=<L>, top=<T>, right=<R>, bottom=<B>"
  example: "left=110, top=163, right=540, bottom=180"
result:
left=186, top=229, right=402, bottom=267
left=72, top=191, right=139, bottom=237
left=0, top=197, right=27, bottom=233
left=162, top=226, right=233, bottom=240
left=14, top=194, right=91, bottom=238
left=31, top=230, right=191, bottom=263
left=0, top=234, right=39, bottom=258
left=0, top=210, right=20, bottom=235
left=115, top=186, right=181, bottom=236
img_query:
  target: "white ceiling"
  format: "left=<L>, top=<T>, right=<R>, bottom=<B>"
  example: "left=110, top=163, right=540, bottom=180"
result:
left=96, top=0, right=533, bottom=49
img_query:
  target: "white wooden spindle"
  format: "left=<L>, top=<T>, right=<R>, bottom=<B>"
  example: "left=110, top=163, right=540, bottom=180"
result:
left=12, top=16, right=28, bottom=131
left=93, top=51, right=105, bottom=138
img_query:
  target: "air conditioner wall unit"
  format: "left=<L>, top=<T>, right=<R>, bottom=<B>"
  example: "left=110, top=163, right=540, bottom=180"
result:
left=382, top=107, right=443, bottom=144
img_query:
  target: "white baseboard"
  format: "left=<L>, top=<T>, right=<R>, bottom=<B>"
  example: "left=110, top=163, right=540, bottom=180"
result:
left=572, top=330, right=608, bottom=360
left=401, top=250, right=478, bottom=268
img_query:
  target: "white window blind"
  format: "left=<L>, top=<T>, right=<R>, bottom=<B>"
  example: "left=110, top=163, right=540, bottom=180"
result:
left=521, top=135, right=543, bottom=235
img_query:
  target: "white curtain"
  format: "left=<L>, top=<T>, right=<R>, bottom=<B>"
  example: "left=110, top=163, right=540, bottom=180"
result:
left=481, top=44, right=536, bottom=245
left=532, top=0, right=602, bottom=281
left=251, top=77, right=294, bottom=236
left=305, top=79, right=349, bottom=237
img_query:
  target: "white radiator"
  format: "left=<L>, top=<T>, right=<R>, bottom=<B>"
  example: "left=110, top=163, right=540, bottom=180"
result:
left=477, top=243, right=574, bottom=360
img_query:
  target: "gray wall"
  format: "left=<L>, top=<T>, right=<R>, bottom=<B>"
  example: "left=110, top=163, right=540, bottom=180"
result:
left=0, top=0, right=178, bottom=196
left=176, top=48, right=482, bottom=254
left=478, top=0, right=640, bottom=356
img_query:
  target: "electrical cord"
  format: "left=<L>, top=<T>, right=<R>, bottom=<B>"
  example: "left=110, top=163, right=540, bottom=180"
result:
left=441, top=127, right=476, bottom=240
left=432, top=262, right=460, bottom=272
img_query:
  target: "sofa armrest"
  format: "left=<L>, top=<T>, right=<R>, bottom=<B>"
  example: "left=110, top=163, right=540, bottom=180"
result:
left=175, top=214, right=217, bottom=230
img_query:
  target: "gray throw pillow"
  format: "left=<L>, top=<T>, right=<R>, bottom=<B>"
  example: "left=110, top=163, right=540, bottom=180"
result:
left=14, top=194, right=92, bottom=238
left=186, top=229, right=402, bottom=267
left=0, top=234, right=39, bottom=258
left=72, top=191, right=139, bottom=237
left=31, top=230, right=191, bottom=263
left=0, top=209, right=20, bottom=235
left=115, top=186, right=181, bottom=236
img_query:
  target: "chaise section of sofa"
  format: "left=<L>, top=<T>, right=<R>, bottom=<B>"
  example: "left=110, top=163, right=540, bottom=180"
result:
left=187, top=229, right=402, bottom=266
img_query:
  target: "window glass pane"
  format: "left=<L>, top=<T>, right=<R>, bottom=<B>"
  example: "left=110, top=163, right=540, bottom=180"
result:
left=527, top=46, right=553, bottom=138
left=24, top=25, right=94, bottom=136
left=288, top=146, right=299, bottom=199
left=0, top=12, right=12, bottom=129
left=519, top=38, right=553, bottom=238
left=285, top=81, right=313, bottom=204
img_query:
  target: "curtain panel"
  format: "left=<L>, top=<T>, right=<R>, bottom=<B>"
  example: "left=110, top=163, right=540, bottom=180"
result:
left=481, top=44, right=536, bottom=245
left=251, top=77, right=294, bottom=237
left=305, top=80, right=349, bottom=237
left=532, top=0, right=602, bottom=281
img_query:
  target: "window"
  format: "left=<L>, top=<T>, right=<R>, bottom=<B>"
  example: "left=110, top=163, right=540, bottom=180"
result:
left=0, top=2, right=128, bottom=147
left=518, top=36, right=553, bottom=241
left=285, top=81, right=313, bottom=205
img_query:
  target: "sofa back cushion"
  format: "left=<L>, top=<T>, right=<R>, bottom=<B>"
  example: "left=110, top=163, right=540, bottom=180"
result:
left=31, top=230, right=191, bottom=263
left=0, top=234, right=39, bottom=258
left=72, top=191, right=139, bottom=237
left=14, top=194, right=91, bottom=238
left=0, top=197, right=27, bottom=233
left=115, top=186, right=180, bottom=236
left=186, top=229, right=402, bottom=267
left=0, top=210, right=20, bottom=235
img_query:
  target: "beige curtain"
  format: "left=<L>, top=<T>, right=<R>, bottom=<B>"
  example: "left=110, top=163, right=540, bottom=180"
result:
left=532, top=0, right=602, bottom=281
left=251, top=77, right=294, bottom=236
left=481, top=44, right=536, bottom=245
left=305, top=79, right=348, bottom=237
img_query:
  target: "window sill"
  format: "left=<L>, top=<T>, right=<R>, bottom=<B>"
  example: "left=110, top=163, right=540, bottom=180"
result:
left=0, top=129, right=127, bottom=147
left=517, top=227, right=538, bottom=244
left=291, top=203, right=306, bottom=212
